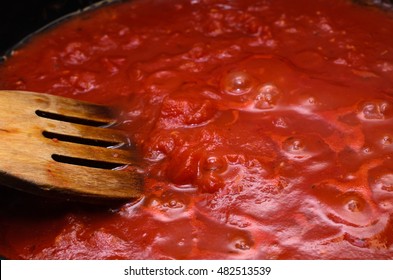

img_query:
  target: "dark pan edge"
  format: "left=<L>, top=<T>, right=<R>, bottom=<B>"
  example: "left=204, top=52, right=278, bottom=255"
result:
left=0, top=0, right=123, bottom=64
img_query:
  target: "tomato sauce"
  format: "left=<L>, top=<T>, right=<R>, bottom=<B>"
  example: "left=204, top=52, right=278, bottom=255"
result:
left=1, top=0, right=393, bottom=259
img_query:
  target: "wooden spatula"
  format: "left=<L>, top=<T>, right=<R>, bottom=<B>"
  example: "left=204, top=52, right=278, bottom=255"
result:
left=0, top=90, right=143, bottom=202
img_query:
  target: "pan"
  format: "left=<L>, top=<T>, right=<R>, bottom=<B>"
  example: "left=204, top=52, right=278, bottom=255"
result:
left=1, top=0, right=393, bottom=260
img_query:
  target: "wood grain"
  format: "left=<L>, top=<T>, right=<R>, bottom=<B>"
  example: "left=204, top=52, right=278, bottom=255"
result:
left=0, top=90, right=143, bottom=202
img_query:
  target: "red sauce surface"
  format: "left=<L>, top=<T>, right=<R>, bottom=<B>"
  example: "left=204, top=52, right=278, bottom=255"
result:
left=1, top=0, right=393, bottom=259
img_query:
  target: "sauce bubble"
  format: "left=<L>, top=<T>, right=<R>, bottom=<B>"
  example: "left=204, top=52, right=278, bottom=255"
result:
left=253, top=83, right=281, bottom=109
left=220, top=70, right=255, bottom=96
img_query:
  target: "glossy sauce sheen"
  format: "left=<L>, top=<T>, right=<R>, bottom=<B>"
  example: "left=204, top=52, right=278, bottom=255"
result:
left=1, top=0, right=393, bottom=259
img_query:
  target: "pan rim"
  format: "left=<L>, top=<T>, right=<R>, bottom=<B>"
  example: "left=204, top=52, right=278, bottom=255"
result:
left=0, top=0, right=124, bottom=64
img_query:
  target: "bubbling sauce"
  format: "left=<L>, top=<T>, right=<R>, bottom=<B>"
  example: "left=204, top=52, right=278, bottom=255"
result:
left=1, top=0, right=393, bottom=259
